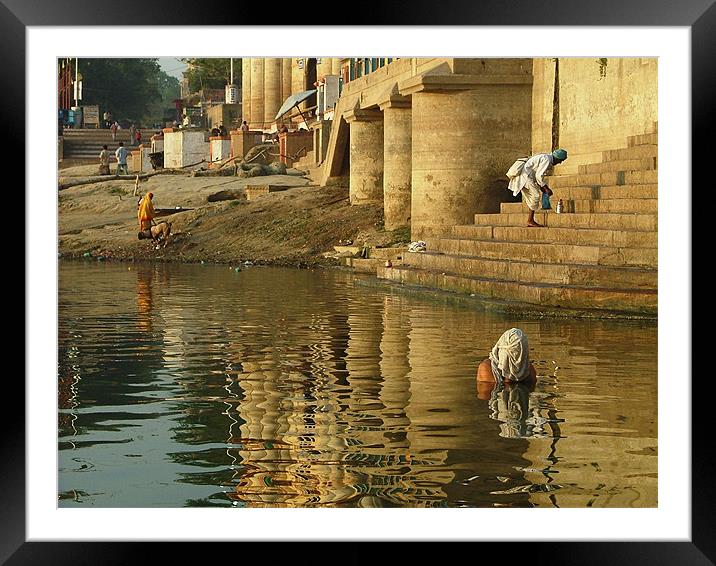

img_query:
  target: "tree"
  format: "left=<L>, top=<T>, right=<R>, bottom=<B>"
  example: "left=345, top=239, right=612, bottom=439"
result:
left=180, top=58, right=241, bottom=93
left=79, top=59, right=163, bottom=125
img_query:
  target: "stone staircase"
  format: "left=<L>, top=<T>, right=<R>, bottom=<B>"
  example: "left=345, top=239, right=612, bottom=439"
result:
left=376, top=131, right=658, bottom=317
left=61, top=129, right=153, bottom=160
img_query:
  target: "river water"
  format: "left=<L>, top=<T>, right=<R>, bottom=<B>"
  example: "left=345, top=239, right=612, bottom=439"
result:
left=58, top=261, right=657, bottom=508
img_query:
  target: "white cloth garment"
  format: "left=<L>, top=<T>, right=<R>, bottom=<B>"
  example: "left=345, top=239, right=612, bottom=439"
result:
left=507, top=152, right=554, bottom=195
left=488, top=328, right=531, bottom=383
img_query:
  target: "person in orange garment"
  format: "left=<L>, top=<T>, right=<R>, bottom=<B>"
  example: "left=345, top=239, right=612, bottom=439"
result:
left=476, top=328, right=537, bottom=385
left=137, top=192, right=156, bottom=232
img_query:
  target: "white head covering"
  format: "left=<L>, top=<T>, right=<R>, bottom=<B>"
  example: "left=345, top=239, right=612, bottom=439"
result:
left=488, top=328, right=531, bottom=383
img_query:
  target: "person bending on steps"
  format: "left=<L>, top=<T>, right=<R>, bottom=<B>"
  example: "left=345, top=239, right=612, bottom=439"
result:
left=507, top=148, right=568, bottom=227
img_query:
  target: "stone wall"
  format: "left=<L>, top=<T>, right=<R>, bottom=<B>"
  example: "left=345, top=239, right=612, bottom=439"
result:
left=532, top=58, right=658, bottom=175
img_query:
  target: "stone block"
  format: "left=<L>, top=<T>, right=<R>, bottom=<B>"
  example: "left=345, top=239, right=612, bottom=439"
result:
left=245, top=184, right=290, bottom=200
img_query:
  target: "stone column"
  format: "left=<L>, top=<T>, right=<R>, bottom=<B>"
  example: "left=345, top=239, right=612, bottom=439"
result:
left=241, top=58, right=251, bottom=126
left=281, top=58, right=292, bottom=124
left=400, top=73, right=532, bottom=239
left=249, top=58, right=265, bottom=130
left=379, top=96, right=412, bottom=230
left=263, top=58, right=282, bottom=129
left=317, top=58, right=332, bottom=79
left=345, top=108, right=384, bottom=205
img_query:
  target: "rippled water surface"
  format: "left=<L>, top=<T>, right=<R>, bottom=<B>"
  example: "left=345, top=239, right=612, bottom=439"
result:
left=58, top=261, right=657, bottom=508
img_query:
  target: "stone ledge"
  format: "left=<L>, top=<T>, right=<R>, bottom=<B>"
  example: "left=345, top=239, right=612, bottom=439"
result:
left=399, top=73, right=533, bottom=95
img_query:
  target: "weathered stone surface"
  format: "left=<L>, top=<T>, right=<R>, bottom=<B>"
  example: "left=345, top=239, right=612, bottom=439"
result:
left=348, top=115, right=384, bottom=204
left=382, top=105, right=412, bottom=230
left=410, top=84, right=531, bottom=239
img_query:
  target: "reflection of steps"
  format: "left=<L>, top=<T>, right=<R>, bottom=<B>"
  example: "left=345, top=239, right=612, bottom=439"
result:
left=378, top=129, right=658, bottom=316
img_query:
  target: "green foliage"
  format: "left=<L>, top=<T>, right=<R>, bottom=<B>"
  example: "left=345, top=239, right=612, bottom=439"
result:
left=78, top=59, right=179, bottom=125
left=180, top=58, right=240, bottom=92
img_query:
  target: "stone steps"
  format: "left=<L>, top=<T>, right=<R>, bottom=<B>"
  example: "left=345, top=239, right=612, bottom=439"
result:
left=549, top=169, right=658, bottom=188
left=628, top=132, right=658, bottom=146
left=369, top=132, right=659, bottom=316
left=550, top=184, right=658, bottom=201
left=403, top=251, right=656, bottom=289
left=453, top=225, right=658, bottom=248
left=602, top=144, right=657, bottom=162
left=578, top=158, right=657, bottom=174
left=500, top=198, right=658, bottom=214
left=473, top=211, right=657, bottom=231
left=426, top=238, right=657, bottom=268
left=378, top=265, right=657, bottom=315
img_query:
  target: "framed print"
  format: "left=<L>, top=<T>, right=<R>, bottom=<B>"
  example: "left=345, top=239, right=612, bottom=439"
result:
left=13, top=0, right=708, bottom=562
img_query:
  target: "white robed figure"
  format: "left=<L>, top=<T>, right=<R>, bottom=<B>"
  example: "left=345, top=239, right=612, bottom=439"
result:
left=506, top=148, right=568, bottom=227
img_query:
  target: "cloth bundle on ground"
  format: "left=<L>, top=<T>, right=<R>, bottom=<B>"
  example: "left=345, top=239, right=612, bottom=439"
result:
left=408, top=241, right=427, bottom=253
left=488, top=328, right=531, bottom=384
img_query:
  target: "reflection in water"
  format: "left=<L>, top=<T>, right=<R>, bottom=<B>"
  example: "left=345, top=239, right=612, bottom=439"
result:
left=58, top=262, right=658, bottom=508
left=478, top=380, right=546, bottom=439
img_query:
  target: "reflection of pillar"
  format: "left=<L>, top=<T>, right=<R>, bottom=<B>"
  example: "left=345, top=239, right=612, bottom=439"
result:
left=249, top=58, right=265, bottom=130
left=345, top=296, right=385, bottom=454
left=264, top=58, right=282, bottom=129
left=379, top=295, right=412, bottom=454
left=379, top=97, right=412, bottom=230
left=241, top=58, right=251, bottom=125
left=402, top=75, right=531, bottom=238
left=345, top=108, right=384, bottom=205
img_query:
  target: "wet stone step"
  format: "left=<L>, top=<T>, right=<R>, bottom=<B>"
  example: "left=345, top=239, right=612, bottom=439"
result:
left=377, top=265, right=657, bottom=315
left=426, top=238, right=658, bottom=268
left=403, top=251, right=657, bottom=289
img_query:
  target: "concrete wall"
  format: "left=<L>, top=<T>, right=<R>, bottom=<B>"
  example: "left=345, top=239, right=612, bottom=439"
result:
left=209, top=137, right=232, bottom=165
left=230, top=130, right=264, bottom=160
left=279, top=131, right=313, bottom=167
left=164, top=130, right=210, bottom=168
left=532, top=57, right=658, bottom=175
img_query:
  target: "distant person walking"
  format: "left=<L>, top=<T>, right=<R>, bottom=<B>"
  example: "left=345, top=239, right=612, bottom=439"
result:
left=115, top=142, right=130, bottom=175
left=98, top=144, right=111, bottom=175
left=129, top=123, right=137, bottom=145
left=135, top=128, right=142, bottom=146
left=506, top=148, right=568, bottom=228
left=110, top=121, right=118, bottom=141
left=240, top=120, right=249, bottom=132
left=137, top=192, right=156, bottom=232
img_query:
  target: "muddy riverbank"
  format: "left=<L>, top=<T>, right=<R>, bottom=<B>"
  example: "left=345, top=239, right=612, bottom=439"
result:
left=58, top=164, right=408, bottom=267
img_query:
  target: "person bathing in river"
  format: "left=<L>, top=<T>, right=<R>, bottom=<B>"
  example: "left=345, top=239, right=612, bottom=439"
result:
left=477, top=328, right=537, bottom=384
left=137, top=192, right=156, bottom=232
left=507, top=148, right=568, bottom=227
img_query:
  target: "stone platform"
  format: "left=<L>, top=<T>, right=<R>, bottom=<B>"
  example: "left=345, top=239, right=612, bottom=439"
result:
left=375, top=130, right=659, bottom=317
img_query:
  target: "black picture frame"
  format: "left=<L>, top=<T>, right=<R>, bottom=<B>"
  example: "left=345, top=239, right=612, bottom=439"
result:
left=12, top=0, right=705, bottom=562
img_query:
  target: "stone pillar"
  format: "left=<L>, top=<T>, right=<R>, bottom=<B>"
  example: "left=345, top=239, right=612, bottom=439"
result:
left=400, top=73, right=532, bottom=238
left=249, top=58, right=265, bottom=130
left=379, top=97, right=412, bottom=230
left=345, top=108, right=384, bottom=205
left=263, top=58, right=282, bottom=129
left=241, top=58, right=251, bottom=126
left=317, top=58, right=332, bottom=79
left=281, top=58, right=292, bottom=125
